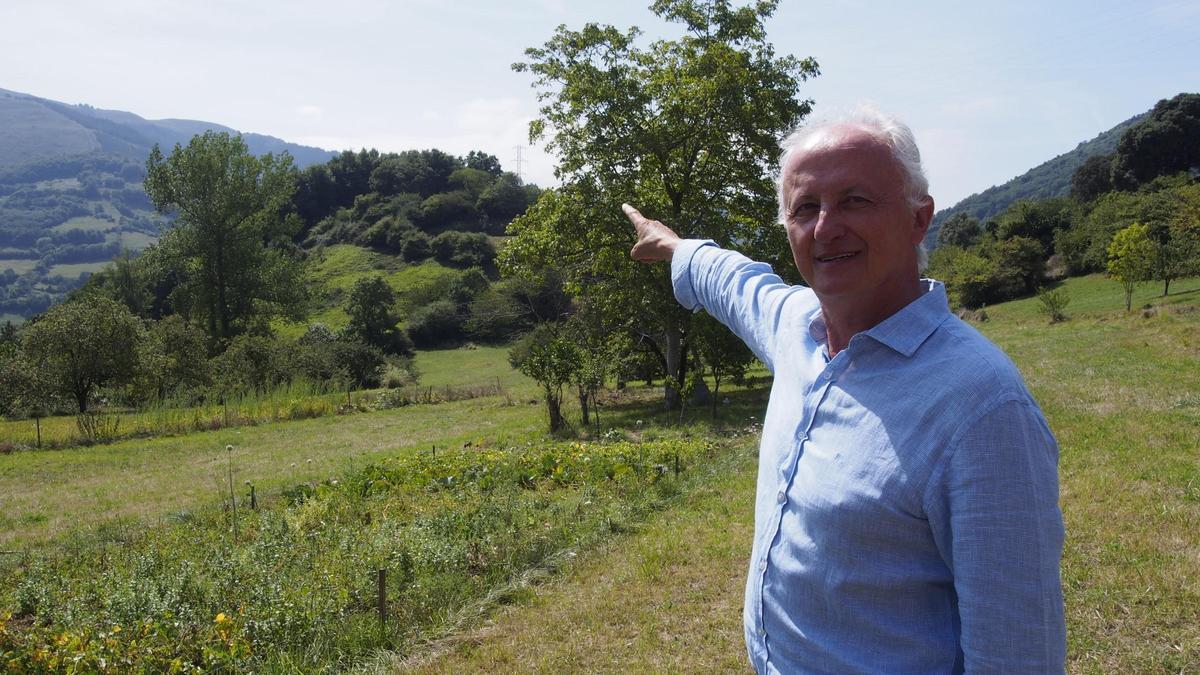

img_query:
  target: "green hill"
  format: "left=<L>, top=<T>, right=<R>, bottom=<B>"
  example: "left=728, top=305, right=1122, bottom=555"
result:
left=0, top=87, right=336, bottom=319
left=925, top=110, right=1147, bottom=247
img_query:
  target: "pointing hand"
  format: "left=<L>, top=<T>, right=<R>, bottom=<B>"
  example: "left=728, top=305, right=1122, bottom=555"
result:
left=623, top=203, right=681, bottom=263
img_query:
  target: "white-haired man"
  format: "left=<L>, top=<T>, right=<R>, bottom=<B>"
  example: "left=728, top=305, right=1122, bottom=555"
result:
left=623, top=107, right=1066, bottom=673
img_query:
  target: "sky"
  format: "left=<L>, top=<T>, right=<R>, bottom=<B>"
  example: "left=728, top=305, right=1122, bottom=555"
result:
left=2, top=0, right=1198, bottom=210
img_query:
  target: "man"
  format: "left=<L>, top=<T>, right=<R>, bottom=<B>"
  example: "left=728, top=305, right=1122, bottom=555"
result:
left=623, top=107, right=1066, bottom=673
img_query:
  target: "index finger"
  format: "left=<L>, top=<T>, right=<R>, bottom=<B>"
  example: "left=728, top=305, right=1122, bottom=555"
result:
left=621, top=203, right=646, bottom=227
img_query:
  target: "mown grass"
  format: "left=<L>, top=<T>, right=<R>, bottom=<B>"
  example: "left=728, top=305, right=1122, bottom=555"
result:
left=0, top=390, right=545, bottom=550
left=46, top=261, right=107, bottom=279
left=0, top=346, right=531, bottom=451
left=977, top=275, right=1200, bottom=673
left=0, top=260, right=39, bottom=275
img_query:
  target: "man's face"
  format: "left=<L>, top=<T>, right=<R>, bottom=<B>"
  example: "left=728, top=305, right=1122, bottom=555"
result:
left=781, top=127, right=932, bottom=315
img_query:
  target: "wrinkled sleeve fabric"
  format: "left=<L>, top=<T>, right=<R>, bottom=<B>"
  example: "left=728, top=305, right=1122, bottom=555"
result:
left=925, top=396, right=1067, bottom=673
left=670, top=239, right=797, bottom=372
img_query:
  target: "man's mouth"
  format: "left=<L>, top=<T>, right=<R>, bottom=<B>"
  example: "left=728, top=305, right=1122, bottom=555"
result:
left=816, top=251, right=859, bottom=263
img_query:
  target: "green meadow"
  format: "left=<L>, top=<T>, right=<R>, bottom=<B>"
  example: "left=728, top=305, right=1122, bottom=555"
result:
left=0, top=274, right=1197, bottom=672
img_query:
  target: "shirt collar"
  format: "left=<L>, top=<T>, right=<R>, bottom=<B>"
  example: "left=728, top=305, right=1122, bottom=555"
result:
left=806, top=280, right=951, bottom=358
left=864, top=280, right=951, bottom=357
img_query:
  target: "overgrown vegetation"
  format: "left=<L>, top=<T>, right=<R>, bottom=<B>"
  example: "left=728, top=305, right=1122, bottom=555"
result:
left=0, top=435, right=722, bottom=671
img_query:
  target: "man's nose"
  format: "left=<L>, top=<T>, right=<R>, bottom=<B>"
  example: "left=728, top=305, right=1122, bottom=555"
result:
left=813, top=207, right=844, bottom=242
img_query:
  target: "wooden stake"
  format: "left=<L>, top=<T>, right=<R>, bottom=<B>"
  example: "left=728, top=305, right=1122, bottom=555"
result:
left=377, top=568, right=387, bottom=639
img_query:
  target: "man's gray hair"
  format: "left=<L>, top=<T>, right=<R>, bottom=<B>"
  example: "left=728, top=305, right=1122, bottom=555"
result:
left=776, top=105, right=931, bottom=269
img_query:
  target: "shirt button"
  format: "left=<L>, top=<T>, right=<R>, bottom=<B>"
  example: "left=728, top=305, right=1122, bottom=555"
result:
left=758, top=627, right=765, bottom=637
left=759, top=558, right=767, bottom=571
left=776, top=490, right=786, bottom=504
left=823, top=371, right=833, bottom=380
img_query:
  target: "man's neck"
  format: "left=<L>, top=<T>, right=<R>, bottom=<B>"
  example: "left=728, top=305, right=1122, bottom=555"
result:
left=820, top=279, right=925, bottom=357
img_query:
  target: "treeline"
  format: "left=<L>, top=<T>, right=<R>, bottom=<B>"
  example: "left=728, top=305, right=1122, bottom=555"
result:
left=929, top=93, right=1200, bottom=310
left=0, top=132, right=551, bottom=427
left=293, top=148, right=540, bottom=258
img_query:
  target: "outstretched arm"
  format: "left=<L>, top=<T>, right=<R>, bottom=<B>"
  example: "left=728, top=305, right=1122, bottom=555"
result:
left=621, top=203, right=799, bottom=371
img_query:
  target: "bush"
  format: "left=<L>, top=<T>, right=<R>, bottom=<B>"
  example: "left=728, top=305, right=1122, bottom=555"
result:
left=406, top=300, right=464, bottom=348
left=430, top=231, right=495, bottom=268
left=1037, top=287, right=1070, bottom=323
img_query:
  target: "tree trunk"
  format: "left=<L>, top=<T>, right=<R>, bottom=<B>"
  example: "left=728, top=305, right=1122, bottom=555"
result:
left=1164, top=278, right=1170, bottom=296
left=578, top=386, right=590, bottom=426
left=711, top=375, right=721, bottom=418
left=663, top=325, right=683, bottom=409
left=546, top=385, right=564, bottom=433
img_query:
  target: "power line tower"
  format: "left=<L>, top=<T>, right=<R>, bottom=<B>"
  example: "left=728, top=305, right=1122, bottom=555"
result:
left=512, top=145, right=527, bottom=183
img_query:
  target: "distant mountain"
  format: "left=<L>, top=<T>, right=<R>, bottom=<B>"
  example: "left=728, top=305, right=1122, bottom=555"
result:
left=0, top=87, right=336, bottom=321
left=0, top=87, right=335, bottom=169
left=924, top=110, right=1148, bottom=247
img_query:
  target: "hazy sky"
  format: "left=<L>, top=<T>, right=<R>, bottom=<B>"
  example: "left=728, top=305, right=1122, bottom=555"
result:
left=3, top=0, right=1198, bottom=209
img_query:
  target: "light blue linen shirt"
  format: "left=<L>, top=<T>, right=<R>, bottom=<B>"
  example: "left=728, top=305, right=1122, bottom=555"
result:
left=672, top=240, right=1065, bottom=674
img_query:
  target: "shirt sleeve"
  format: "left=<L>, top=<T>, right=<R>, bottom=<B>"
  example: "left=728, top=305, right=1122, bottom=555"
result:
left=670, top=239, right=797, bottom=371
left=925, top=396, right=1067, bottom=672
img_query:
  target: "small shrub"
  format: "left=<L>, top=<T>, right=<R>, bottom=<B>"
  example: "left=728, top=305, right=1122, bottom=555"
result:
left=1037, top=287, right=1070, bottom=323
left=75, top=411, right=121, bottom=444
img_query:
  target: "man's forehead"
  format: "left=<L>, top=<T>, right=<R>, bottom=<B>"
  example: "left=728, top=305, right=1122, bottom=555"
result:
left=794, top=124, right=888, bottom=159
left=784, top=126, right=900, bottom=190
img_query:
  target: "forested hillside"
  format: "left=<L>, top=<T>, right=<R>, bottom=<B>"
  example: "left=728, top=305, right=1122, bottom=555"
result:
left=925, top=110, right=1147, bottom=247
left=927, top=93, right=1199, bottom=311
left=0, top=87, right=334, bottom=319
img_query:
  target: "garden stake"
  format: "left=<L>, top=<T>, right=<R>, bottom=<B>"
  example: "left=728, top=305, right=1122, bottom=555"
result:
left=674, top=452, right=679, bottom=477
left=250, top=484, right=257, bottom=510
left=377, top=568, right=387, bottom=641
left=35, top=415, right=41, bottom=448
left=227, top=444, right=238, bottom=538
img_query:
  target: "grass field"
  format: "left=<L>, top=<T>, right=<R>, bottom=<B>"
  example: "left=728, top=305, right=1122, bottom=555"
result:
left=0, top=259, right=39, bottom=275
left=275, top=245, right=464, bottom=339
left=50, top=216, right=116, bottom=233
left=1, top=273, right=1197, bottom=671
left=46, top=261, right=107, bottom=279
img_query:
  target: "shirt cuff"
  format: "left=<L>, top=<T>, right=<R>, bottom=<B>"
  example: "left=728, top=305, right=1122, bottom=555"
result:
left=670, top=239, right=717, bottom=311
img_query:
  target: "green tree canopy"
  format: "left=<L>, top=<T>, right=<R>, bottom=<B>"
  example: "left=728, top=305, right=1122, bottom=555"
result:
left=1107, top=222, right=1156, bottom=311
left=507, top=0, right=817, bottom=407
left=936, top=212, right=983, bottom=249
left=344, top=275, right=412, bottom=356
left=1113, top=93, right=1200, bottom=188
left=145, top=131, right=305, bottom=345
left=21, top=296, right=141, bottom=413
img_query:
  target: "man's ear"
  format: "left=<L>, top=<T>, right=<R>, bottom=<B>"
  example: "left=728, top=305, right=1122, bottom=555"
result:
left=910, top=196, right=934, bottom=245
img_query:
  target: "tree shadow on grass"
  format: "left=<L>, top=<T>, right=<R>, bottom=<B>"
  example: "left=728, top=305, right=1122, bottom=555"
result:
left=594, top=379, right=772, bottom=434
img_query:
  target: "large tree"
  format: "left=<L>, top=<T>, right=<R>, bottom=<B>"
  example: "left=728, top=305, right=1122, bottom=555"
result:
left=344, top=275, right=412, bottom=356
left=21, top=297, right=141, bottom=413
left=145, top=131, right=305, bottom=344
left=505, top=0, right=817, bottom=407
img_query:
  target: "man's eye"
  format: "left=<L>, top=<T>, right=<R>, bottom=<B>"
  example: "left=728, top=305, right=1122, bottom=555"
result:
left=792, top=203, right=818, bottom=217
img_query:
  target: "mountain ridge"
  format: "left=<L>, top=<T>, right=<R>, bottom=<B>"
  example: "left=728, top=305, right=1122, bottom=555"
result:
left=0, top=87, right=335, bottom=169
